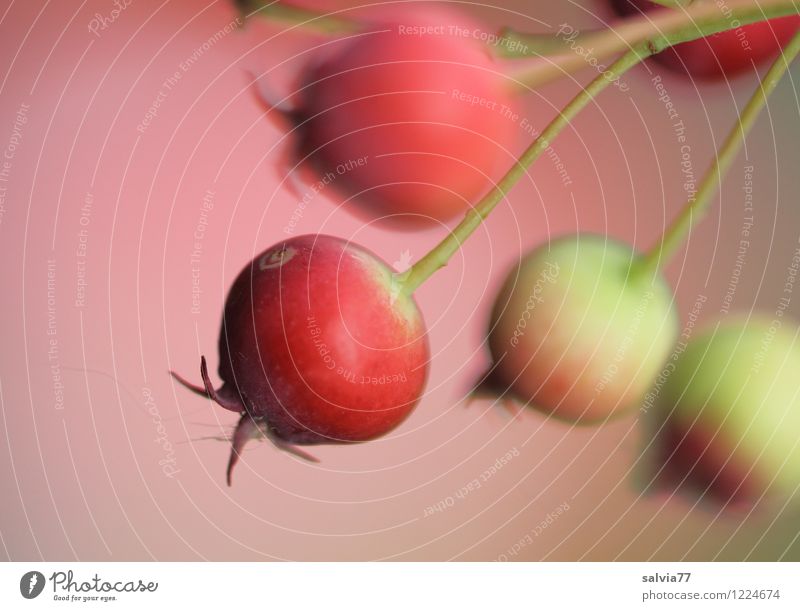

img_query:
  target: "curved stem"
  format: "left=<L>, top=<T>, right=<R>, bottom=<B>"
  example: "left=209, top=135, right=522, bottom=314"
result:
left=638, top=29, right=800, bottom=274
left=399, top=45, right=651, bottom=295
left=237, top=0, right=360, bottom=34
left=503, top=0, right=800, bottom=90
left=649, top=0, right=697, bottom=7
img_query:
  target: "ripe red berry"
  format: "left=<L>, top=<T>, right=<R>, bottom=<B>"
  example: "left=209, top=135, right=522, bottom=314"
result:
left=265, top=7, right=516, bottom=226
left=173, top=235, right=429, bottom=484
left=609, top=0, right=800, bottom=79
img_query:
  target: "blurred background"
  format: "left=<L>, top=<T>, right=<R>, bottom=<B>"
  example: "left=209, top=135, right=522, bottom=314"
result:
left=1, top=0, right=799, bottom=561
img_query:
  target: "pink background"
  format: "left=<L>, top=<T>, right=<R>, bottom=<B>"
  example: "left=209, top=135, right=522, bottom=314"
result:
left=1, top=0, right=799, bottom=560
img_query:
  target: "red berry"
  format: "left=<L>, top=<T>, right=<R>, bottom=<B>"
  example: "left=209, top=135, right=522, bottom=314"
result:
left=173, top=235, right=429, bottom=484
left=609, top=0, right=800, bottom=79
left=269, top=7, right=516, bottom=226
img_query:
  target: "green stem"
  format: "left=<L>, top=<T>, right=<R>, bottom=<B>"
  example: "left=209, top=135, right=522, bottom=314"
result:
left=237, top=0, right=360, bottom=34
left=649, top=0, right=697, bottom=7
left=638, top=29, right=800, bottom=274
left=399, top=45, right=651, bottom=295
left=502, top=0, right=800, bottom=90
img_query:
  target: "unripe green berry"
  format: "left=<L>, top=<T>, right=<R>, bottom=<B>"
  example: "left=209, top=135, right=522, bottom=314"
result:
left=646, top=317, right=800, bottom=507
left=486, top=234, right=679, bottom=423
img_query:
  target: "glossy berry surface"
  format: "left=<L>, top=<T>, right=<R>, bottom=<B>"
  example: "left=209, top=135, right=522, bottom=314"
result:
left=174, top=234, right=429, bottom=483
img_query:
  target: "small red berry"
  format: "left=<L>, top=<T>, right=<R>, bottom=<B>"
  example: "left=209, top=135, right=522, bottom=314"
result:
left=260, top=7, right=517, bottom=226
left=173, top=235, right=429, bottom=484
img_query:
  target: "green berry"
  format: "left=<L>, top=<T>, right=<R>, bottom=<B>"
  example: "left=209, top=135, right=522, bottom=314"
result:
left=486, top=234, right=679, bottom=423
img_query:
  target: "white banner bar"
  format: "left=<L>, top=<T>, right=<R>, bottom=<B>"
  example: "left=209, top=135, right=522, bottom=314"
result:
left=1, top=562, right=797, bottom=610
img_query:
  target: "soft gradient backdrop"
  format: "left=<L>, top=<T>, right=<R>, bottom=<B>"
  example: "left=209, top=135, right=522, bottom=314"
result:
left=1, top=0, right=799, bottom=561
